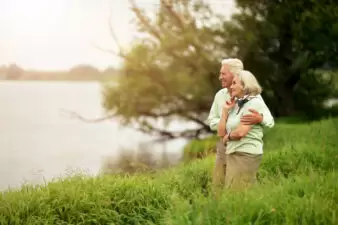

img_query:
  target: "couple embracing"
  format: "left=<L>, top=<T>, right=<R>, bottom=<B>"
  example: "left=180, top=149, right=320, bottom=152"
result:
left=207, top=58, right=274, bottom=189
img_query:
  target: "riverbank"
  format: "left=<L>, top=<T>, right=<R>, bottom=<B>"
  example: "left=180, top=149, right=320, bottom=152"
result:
left=1, top=118, right=337, bottom=224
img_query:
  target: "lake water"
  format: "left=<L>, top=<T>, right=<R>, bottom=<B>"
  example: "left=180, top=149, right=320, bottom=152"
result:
left=0, top=81, right=189, bottom=191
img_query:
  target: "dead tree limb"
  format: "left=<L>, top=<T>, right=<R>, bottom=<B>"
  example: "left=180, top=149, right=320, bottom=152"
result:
left=59, top=108, right=115, bottom=123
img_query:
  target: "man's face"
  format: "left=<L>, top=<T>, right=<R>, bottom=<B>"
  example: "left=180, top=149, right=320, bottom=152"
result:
left=219, top=65, right=234, bottom=88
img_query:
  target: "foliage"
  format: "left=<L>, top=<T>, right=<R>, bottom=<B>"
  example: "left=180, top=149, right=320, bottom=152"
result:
left=1, top=118, right=338, bottom=224
left=102, top=0, right=224, bottom=140
left=183, top=135, right=218, bottom=160
left=223, top=0, right=338, bottom=117
left=102, top=0, right=338, bottom=140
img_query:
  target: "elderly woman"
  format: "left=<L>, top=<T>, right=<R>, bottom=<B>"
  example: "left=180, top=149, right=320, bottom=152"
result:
left=217, top=70, right=273, bottom=189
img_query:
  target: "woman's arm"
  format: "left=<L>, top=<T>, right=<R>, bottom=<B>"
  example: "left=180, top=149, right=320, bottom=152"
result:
left=217, top=108, right=229, bottom=137
left=227, top=124, right=252, bottom=140
left=222, top=117, right=251, bottom=143
left=226, top=98, right=269, bottom=141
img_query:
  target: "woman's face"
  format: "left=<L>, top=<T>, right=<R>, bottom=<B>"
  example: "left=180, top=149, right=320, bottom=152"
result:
left=230, top=75, right=245, bottom=97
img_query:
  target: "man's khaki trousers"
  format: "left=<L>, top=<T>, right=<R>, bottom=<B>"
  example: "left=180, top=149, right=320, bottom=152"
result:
left=212, top=140, right=226, bottom=187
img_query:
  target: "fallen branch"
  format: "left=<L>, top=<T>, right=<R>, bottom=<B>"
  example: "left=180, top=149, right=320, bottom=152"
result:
left=58, top=108, right=211, bottom=140
left=58, top=108, right=115, bottom=123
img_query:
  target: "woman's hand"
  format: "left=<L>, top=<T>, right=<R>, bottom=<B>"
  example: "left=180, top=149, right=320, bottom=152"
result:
left=223, top=98, right=236, bottom=111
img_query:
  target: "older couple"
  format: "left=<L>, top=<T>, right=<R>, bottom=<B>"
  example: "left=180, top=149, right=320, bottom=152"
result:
left=207, top=58, right=274, bottom=189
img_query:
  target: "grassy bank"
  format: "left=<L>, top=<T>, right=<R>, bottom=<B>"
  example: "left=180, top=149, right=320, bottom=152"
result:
left=1, top=118, right=337, bottom=225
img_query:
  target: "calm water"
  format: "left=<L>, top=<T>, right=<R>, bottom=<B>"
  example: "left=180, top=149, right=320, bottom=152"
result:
left=0, top=81, right=188, bottom=191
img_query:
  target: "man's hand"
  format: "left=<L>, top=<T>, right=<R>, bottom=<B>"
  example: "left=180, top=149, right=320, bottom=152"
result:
left=240, top=109, right=263, bottom=125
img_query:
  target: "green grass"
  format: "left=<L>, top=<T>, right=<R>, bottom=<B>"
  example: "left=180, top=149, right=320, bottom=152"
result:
left=1, top=118, right=337, bottom=225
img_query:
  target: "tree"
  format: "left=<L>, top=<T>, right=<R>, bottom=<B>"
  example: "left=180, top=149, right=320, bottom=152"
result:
left=222, top=0, right=338, bottom=117
left=68, top=64, right=101, bottom=80
left=100, top=0, right=338, bottom=140
left=102, top=0, right=225, bottom=141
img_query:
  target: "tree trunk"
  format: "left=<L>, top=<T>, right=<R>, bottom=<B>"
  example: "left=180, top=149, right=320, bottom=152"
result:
left=275, top=85, right=296, bottom=116
left=273, top=68, right=301, bottom=116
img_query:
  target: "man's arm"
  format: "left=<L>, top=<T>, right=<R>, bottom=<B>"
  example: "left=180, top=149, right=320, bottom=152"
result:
left=257, top=95, right=274, bottom=128
left=207, top=95, right=220, bottom=131
left=226, top=98, right=268, bottom=141
left=260, top=107, right=274, bottom=128
left=241, top=95, right=274, bottom=128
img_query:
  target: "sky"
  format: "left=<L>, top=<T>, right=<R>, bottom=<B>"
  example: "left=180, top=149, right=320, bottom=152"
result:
left=0, top=0, right=235, bottom=71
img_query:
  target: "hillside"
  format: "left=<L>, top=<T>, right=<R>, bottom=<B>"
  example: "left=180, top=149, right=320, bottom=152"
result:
left=0, top=118, right=337, bottom=224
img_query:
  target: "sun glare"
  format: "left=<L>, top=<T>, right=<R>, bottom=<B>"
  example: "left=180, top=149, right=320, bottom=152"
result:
left=4, top=0, right=66, bottom=35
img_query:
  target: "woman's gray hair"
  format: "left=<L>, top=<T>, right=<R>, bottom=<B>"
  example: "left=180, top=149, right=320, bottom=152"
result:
left=237, top=70, right=262, bottom=96
left=221, top=58, right=244, bottom=75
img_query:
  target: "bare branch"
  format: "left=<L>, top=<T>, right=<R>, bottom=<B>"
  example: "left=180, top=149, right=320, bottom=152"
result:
left=89, top=6, right=136, bottom=64
left=160, top=0, right=185, bottom=29
left=59, top=108, right=115, bottom=123
left=140, top=108, right=210, bottom=131
left=128, top=0, right=199, bottom=70
left=91, top=41, right=136, bottom=65
left=129, top=0, right=162, bottom=40
left=159, top=0, right=216, bottom=60
left=108, top=12, right=123, bottom=52
left=136, top=124, right=209, bottom=141
left=90, top=42, right=120, bottom=56
left=183, top=114, right=210, bottom=130
left=59, top=107, right=211, bottom=140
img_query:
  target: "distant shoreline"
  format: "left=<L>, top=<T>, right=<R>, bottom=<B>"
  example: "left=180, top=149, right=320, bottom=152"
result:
left=0, top=64, right=119, bottom=82
left=0, top=79, right=107, bottom=82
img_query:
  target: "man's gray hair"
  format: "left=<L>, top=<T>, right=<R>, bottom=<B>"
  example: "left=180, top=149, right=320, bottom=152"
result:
left=221, top=58, right=244, bottom=75
left=237, top=70, right=262, bottom=96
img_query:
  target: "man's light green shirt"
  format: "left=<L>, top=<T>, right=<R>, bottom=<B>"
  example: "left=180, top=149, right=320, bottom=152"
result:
left=207, top=88, right=274, bottom=131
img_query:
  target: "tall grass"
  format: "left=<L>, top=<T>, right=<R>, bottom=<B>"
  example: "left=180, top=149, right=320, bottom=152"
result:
left=1, top=118, right=337, bottom=225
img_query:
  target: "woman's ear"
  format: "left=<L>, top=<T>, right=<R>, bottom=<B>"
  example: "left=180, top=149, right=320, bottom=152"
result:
left=244, top=87, right=249, bottom=95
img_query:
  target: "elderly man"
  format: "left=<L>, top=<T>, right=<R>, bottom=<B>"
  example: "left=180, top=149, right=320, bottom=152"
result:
left=207, top=58, right=274, bottom=187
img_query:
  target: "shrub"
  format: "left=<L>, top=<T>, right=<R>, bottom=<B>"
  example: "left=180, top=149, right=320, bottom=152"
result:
left=182, top=136, right=219, bottom=161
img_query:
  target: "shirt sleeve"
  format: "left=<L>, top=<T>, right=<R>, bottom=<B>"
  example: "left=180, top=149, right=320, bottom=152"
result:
left=207, top=95, right=220, bottom=131
left=242, top=97, right=275, bottom=128
left=261, top=106, right=275, bottom=128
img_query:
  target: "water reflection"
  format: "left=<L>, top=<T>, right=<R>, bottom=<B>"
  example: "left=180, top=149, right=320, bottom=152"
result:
left=0, top=81, right=188, bottom=190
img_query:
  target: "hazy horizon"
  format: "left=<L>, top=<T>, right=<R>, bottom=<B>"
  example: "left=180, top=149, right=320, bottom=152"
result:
left=0, top=0, right=235, bottom=71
